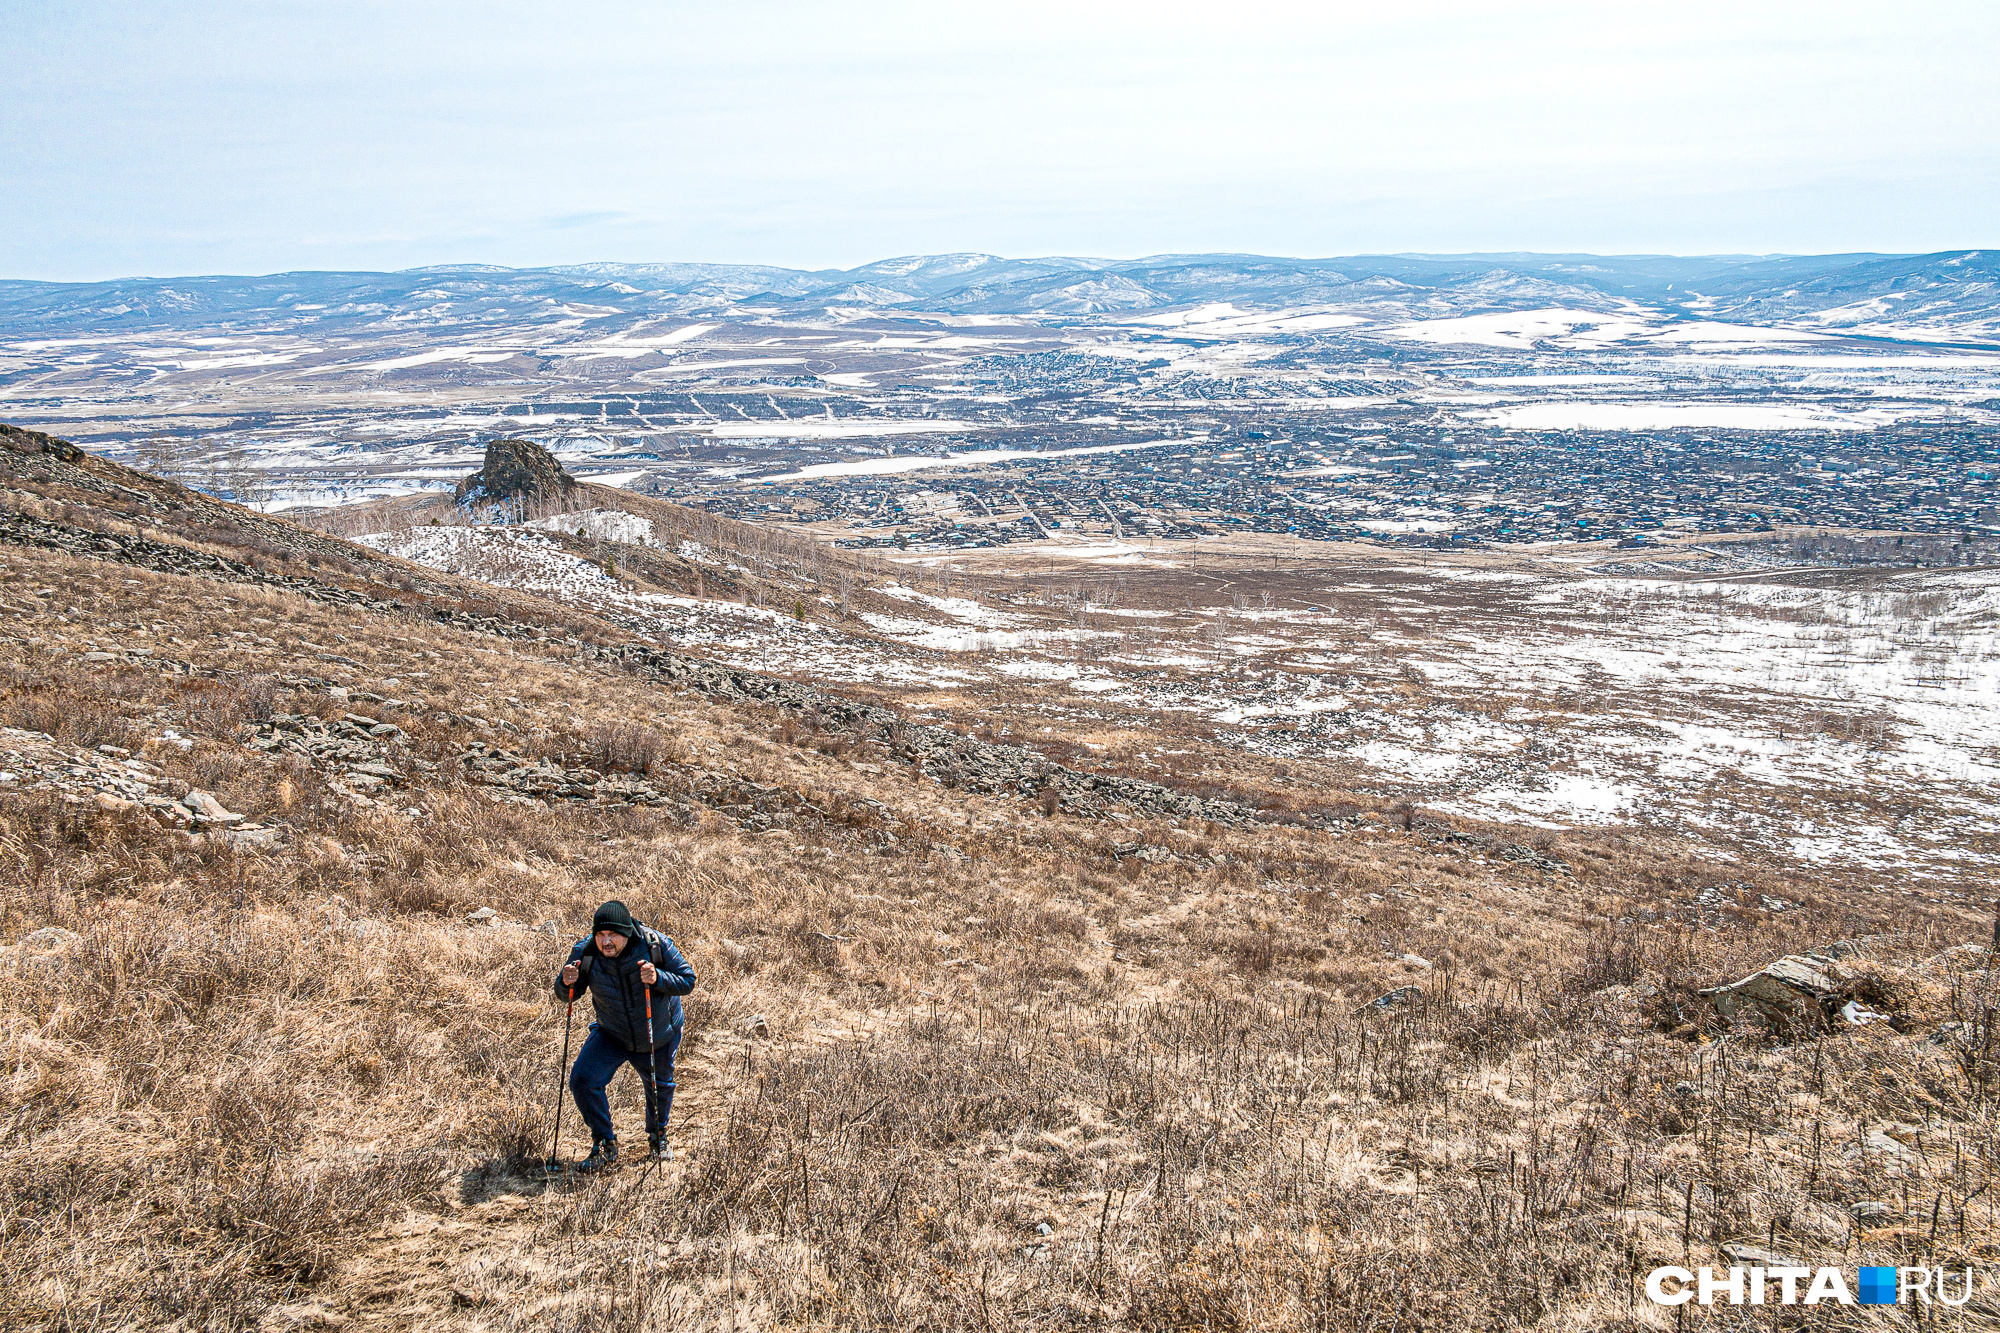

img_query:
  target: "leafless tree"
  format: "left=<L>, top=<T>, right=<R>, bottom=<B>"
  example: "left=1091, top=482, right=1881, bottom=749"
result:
left=135, top=435, right=187, bottom=482
left=225, top=448, right=275, bottom=512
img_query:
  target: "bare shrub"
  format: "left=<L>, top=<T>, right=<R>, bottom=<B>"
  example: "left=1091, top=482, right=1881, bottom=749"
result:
left=1563, top=922, right=1644, bottom=993
left=1, top=666, right=143, bottom=751
left=171, top=672, right=276, bottom=737
left=806, top=724, right=855, bottom=758
left=586, top=720, right=671, bottom=775
left=1233, top=926, right=1278, bottom=973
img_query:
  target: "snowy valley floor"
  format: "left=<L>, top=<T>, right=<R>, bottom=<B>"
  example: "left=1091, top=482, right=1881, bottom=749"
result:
left=361, top=520, right=2000, bottom=898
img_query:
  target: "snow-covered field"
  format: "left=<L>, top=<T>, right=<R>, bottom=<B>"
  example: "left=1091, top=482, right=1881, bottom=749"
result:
left=1076, top=569, right=2000, bottom=888
left=1480, top=402, right=1904, bottom=431
left=764, top=438, right=1179, bottom=481
left=870, top=556, right=1999, bottom=888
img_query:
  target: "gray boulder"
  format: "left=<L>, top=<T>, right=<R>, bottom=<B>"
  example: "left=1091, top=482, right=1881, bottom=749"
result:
left=181, top=789, right=244, bottom=825
left=1699, top=955, right=1839, bottom=1022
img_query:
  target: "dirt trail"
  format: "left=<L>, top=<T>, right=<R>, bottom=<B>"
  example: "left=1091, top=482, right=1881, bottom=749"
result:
left=314, top=1046, right=737, bottom=1331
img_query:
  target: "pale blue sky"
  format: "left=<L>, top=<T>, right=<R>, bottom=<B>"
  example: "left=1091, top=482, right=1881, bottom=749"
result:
left=3, top=1, right=1995, bottom=279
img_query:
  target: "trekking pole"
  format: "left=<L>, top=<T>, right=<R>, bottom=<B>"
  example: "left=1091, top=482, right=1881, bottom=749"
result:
left=546, top=985, right=575, bottom=1172
left=644, top=979, right=659, bottom=1157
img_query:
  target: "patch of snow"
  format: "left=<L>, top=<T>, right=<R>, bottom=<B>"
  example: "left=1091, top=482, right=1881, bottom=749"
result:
left=1481, top=403, right=1905, bottom=431
left=527, top=508, right=658, bottom=546
left=764, top=437, right=1181, bottom=480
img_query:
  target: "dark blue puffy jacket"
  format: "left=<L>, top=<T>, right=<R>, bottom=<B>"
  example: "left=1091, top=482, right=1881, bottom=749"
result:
left=554, top=922, right=696, bottom=1053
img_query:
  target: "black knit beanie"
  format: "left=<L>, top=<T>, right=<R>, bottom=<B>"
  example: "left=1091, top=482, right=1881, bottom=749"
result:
left=591, top=899, right=637, bottom=939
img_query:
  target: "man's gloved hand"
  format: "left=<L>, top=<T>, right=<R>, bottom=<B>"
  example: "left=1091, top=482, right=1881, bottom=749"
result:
left=561, top=962, right=580, bottom=988
left=639, top=960, right=658, bottom=986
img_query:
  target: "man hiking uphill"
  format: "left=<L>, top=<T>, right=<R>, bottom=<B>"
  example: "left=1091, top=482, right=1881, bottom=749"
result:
left=554, top=900, right=697, bottom=1172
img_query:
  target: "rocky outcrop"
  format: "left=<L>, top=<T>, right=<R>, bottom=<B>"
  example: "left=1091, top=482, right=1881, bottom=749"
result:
left=453, top=438, right=577, bottom=511
left=0, top=727, right=278, bottom=847
left=451, top=739, right=848, bottom=836
left=245, top=711, right=423, bottom=799
left=1413, top=818, right=1569, bottom=874
left=459, top=740, right=660, bottom=807
left=0, top=423, right=84, bottom=462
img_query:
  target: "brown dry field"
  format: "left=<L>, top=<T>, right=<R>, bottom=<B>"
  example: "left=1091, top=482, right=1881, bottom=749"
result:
left=4, top=434, right=1999, bottom=1331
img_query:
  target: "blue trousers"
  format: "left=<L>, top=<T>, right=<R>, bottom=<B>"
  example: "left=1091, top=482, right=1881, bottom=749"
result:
left=569, top=1023, right=679, bottom=1143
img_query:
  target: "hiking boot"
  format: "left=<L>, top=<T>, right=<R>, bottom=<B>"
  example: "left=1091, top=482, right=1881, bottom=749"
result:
left=576, top=1138, right=619, bottom=1173
left=647, top=1133, right=673, bottom=1162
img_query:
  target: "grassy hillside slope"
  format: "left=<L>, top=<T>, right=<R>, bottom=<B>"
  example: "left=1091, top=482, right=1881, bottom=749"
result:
left=1, top=425, right=1994, bottom=1330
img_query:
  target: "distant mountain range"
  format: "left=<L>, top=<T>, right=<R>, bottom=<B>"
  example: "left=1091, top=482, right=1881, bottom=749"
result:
left=3, top=250, right=1996, bottom=341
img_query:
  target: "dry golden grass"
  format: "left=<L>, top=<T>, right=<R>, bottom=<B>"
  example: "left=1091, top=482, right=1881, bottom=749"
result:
left=3, top=516, right=1999, bottom=1329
